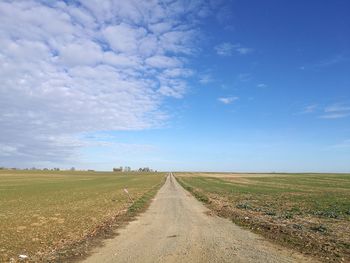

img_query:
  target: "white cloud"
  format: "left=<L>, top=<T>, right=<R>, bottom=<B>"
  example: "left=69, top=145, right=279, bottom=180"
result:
left=215, top=42, right=238, bottom=56
left=102, top=23, right=146, bottom=54
left=145, top=55, right=182, bottom=68
left=324, top=104, right=350, bottom=113
left=301, top=54, right=347, bottom=71
left=236, top=47, right=254, bottom=55
left=0, top=144, right=19, bottom=157
left=159, top=30, right=196, bottom=54
left=302, top=104, right=318, bottom=114
left=0, top=0, right=208, bottom=167
left=316, top=55, right=346, bottom=68
left=59, top=41, right=103, bottom=66
left=149, top=22, right=173, bottom=34
left=320, top=103, right=350, bottom=119
left=162, top=68, right=193, bottom=78
left=199, top=74, right=213, bottom=84
left=257, top=83, right=267, bottom=88
left=238, top=73, right=251, bottom=82
left=297, top=103, right=350, bottom=119
left=158, top=86, right=184, bottom=98
left=102, top=52, right=140, bottom=68
left=215, top=42, right=253, bottom=56
left=218, top=96, right=239, bottom=104
left=320, top=113, right=350, bottom=119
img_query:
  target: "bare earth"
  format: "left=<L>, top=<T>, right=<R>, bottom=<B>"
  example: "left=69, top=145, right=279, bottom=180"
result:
left=83, top=174, right=314, bottom=263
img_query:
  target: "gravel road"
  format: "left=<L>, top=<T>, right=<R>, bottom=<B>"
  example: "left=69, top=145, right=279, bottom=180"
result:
left=83, top=173, right=314, bottom=263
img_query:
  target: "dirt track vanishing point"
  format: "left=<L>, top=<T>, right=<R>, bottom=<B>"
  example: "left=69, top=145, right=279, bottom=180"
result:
left=84, top=173, right=314, bottom=263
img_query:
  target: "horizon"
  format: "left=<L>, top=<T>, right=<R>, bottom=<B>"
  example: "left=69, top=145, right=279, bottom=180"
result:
left=1, top=167, right=349, bottom=174
left=1, top=0, right=350, bottom=173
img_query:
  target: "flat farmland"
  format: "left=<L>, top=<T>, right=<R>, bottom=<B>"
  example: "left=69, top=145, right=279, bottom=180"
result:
left=0, top=170, right=164, bottom=262
left=176, top=173, right=350, bottom=262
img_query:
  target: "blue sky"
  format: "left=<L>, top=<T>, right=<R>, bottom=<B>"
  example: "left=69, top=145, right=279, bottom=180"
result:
left=0, top=0, right=349, bottom=172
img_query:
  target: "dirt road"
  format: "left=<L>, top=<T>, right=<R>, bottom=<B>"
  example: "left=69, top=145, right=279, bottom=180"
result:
left=83, top=174, right=313, bottom=263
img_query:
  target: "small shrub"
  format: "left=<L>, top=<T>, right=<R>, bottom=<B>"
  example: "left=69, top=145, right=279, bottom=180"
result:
left=310, top=225, right=327, bottom=233
left=194, top=192, right=209, bottom=203
left=265, top=210, right=276, bottom=216
left=236, top=202, right=252, bottom=210
left=292, top=224, right=303, bottom=230
left=313, top=210, right=339, bottom=219
left=281, top=212, right=293, bottom=219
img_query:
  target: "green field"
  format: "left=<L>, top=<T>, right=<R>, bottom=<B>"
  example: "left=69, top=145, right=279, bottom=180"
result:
left=0, top=170, right=165, bottom=262
left=177, top=173, right=350, bottom=262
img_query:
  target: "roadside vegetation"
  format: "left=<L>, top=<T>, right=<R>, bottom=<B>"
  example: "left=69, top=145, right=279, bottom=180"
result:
left=176, top=173, right=350, bottom=262
left=0, top=170, right=165, bottom=262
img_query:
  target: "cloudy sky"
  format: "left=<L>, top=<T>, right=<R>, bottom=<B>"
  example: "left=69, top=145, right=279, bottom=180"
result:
left=0, top=0, right=349, bottom=172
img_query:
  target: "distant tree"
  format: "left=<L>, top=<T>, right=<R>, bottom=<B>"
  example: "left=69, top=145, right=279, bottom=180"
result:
left=138, top=167, right=151, bottom=172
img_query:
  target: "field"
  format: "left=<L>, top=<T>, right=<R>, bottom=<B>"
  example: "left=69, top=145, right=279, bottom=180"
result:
left=0, top=170, right=165, bottom=262
left=176, top=173, right=350, bottom=262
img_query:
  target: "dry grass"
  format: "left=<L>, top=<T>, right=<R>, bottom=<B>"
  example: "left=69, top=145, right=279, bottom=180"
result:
left=0, top=170, right=165, bottom=262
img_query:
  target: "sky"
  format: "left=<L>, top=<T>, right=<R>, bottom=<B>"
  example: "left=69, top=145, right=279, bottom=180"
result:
left=0, top=0, right=349, bottom=172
